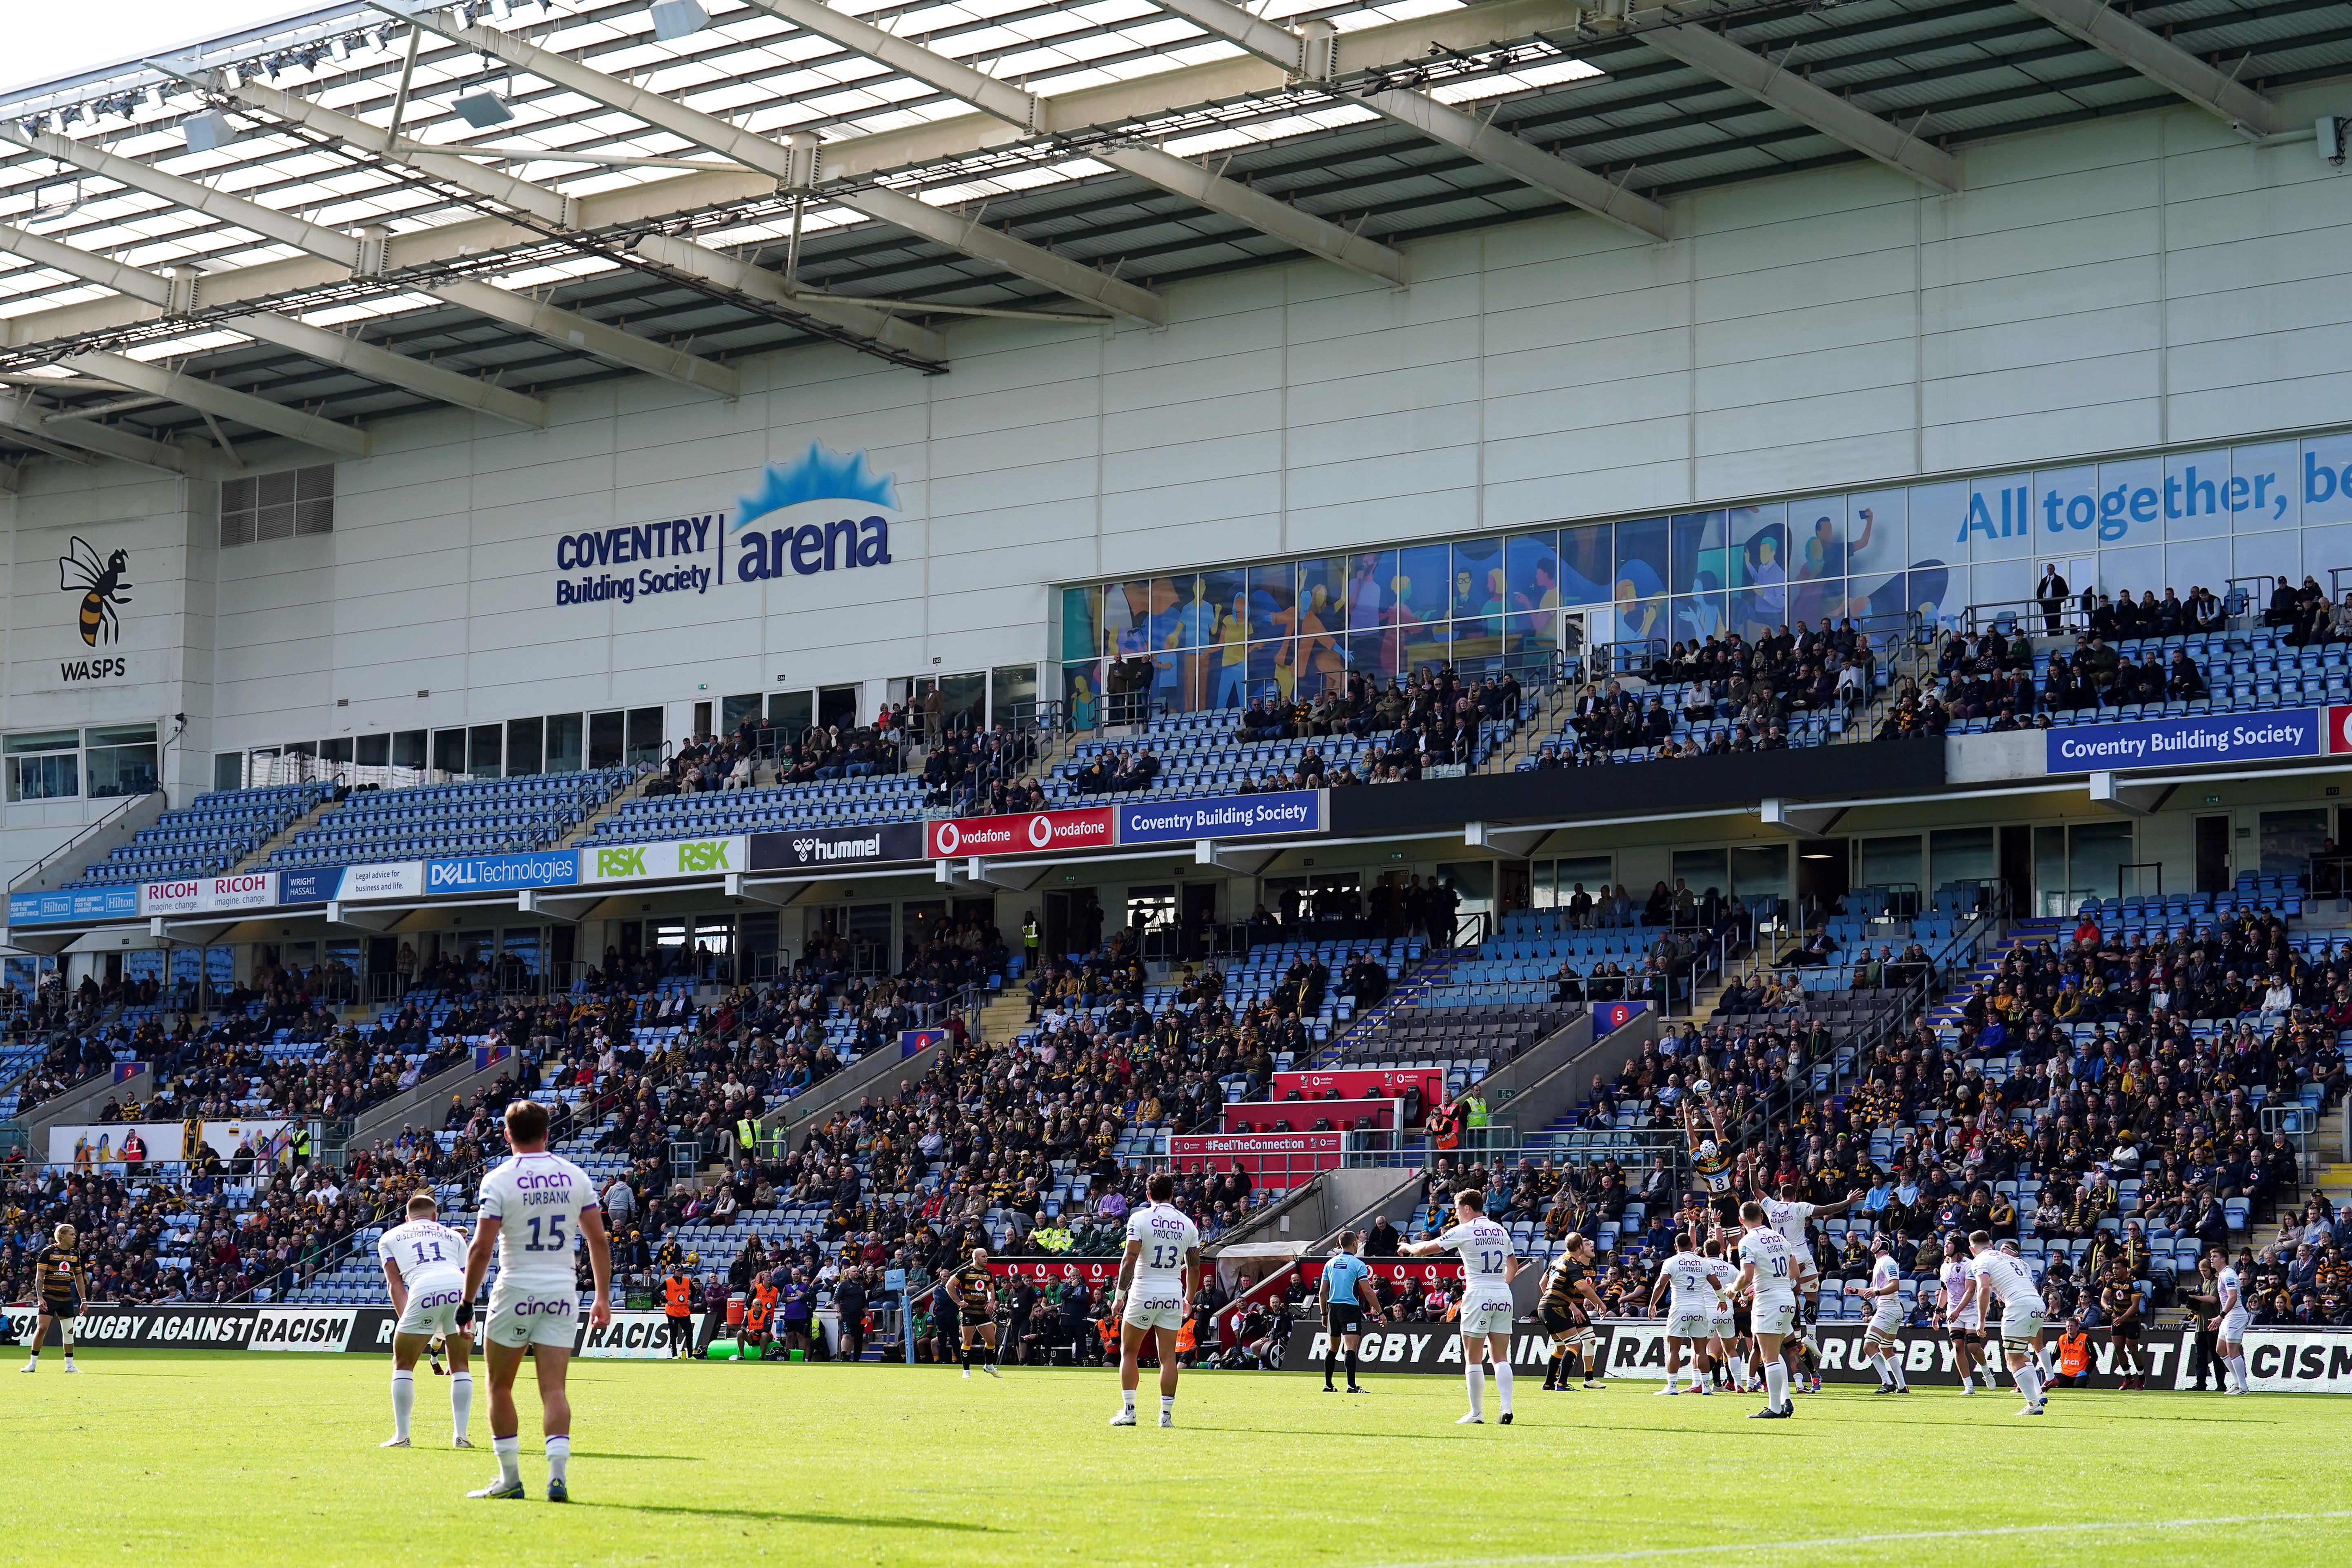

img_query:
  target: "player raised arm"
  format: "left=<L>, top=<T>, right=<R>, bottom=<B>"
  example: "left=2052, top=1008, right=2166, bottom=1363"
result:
left=577, top=1200, right=614, bottom=1329
left=1807, top=1188, right=1869, bottom=1223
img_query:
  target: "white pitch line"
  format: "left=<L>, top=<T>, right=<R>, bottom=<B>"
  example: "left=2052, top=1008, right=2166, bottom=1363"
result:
left=1362, top=1511, right=2352, bottom=1568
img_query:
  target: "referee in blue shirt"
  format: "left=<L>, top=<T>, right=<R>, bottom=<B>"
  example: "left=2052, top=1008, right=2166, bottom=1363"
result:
left=1320, top=1231, right=1379, bottom=1393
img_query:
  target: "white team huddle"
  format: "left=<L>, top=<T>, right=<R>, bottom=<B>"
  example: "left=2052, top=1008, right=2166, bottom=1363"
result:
left=373, top=1100, right=612, bottom=1501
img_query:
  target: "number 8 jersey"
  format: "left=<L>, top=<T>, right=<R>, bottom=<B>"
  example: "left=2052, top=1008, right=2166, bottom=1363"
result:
left=479, top=1150, right=595, bottom=1292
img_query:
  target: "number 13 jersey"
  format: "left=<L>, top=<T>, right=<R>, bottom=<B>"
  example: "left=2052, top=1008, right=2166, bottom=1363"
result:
left=478, top=1151, right=594, bottom=1291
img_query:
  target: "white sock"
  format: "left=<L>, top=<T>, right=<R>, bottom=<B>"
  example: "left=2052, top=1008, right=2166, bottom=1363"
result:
left=1870, top=1352, right=1891, bottom=1386
left=1730, top=1355, right=1748, bottom=1386
left=1890, top=1353, right=1908, bottom=1391
left=1463, top=1361, right=1485, bottom=1419
left=1159, top=1394, right=1174, bottom=1417
left=2038, top=1349, right=2055, bottom=1379
left=390, top=1371, right=415, bottom=1442
left=1764, top=1360, right=1789, bottom=1411
left=450, top=1373, right=473, bottom=1441
left=1122, top=1388, right=1136, bottom=1413
left=2228, top=1355, right=2248, bottom=1391
left=1494, top=1360, right=1514, bottom=1415
left=546, top=1435, right=570, bottom=1485
left=2015, top=1362, right=2044, bottom=1406
left=493, top=1435, right=521, bottom=1486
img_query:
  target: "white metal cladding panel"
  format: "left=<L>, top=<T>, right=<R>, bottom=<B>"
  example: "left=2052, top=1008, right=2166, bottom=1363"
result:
left=8, top=91, right=2352, bottom=781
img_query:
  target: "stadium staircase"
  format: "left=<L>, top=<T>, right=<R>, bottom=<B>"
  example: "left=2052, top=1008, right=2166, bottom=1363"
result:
left=1477, top=670, right=1578, bottom=774
left=548, top=765, right=665, bottom=851
left=1831, top=625, right=1937, bottom=745
left=229, top=795, right=335, bottom=874
left=971, top=987, right=1030, bottom=1046
left=1306, top=947, right=1471, bottom=1069
left=1923, top=916, right=2068, bottom=1028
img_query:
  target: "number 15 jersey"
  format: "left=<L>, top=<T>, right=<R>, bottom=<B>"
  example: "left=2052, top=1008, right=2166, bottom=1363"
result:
left=478, top=1151, right=594, bottom=1291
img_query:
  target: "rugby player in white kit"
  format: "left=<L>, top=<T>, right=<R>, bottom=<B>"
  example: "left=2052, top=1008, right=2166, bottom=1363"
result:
left=1937, top=1232, right=1986, bottom=1393
left=1644, top=1231, right=1720, bottom=1395
left=2213, top=1251, right=2250, bottom=1395
left=461, top=1100, right=612, bottom=1501
left=1730, top=1200, right=1799, bottom=1418
left=1402, top=1189, right=1521, bottom=1425
left=1109, top=1172, right=1200, bottom=1428
left=1966, top=1230, right=2047, bottom=1415
left=377, top=1192, right=475, bottom=1448
left=1858, top=1233, right=1908, bottom=1393
left=1762, top=1180, right=1862, bottom=1393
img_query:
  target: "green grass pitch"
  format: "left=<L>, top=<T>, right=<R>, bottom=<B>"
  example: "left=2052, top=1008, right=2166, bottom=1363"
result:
left=3, top=1351, right=2339, bottom=1566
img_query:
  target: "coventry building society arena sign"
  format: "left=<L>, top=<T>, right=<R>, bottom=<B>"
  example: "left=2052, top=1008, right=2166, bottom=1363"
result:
left=553, top=442, right=898, bottom=607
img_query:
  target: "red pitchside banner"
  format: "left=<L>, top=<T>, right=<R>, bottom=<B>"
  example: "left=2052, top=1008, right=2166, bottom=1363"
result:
left=925, top=807, right=1115, bottom=859
left=1168, top=1131, right=1342, bottom=1191
left=1271, top=1068, right=1447, bottom=1104
left=981, top=1258, right=1123, bottom=1286
left=1296, top=1257, right=1463, bottom=1284
left=2329, top=705, right=2352, bottom=754
left=1223, top=1098, right=1399, bottom=1134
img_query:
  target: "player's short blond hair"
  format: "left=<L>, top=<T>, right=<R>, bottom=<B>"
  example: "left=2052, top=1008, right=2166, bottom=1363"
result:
left=53, top=1222, right=75, bottom=1244
left=407, top=1193, right=437, bottom=1216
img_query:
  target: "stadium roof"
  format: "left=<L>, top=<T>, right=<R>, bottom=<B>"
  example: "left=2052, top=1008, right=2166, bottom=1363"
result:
left=0, top=0, right=2339, bottom=476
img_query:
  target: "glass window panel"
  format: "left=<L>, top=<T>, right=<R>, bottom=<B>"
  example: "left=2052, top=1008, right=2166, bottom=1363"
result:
left=1396, top=543, right=1451, bottom=643
left=990, top=663, right=1038, bottom=728
left=2163, top=448, right=2234, bottom=539
left=1104, top=579, right=1155, bottom=658
left=1613, top=516, right=1669, bottom=648
left=1059, top=585, right=1100, bottom=664
left=1727, top=504, right=1791, bottom=640
left=2243, top=439, right=2305, bottom=530
left=505, top=716, right=544, bottom=777
left=1859, top=834, right=1922, bottom=892
left=355, top=734, right=391, bottom=768
left=1671, top=848, right=1728, bottom=896
left=1669, top=510, right=1724, bottom=597
left=1786, top=495, right=1847, bottom=628
left=2234, top=530, right=2300, bottom=601
left=544, top=714, right=583, bottom=772
left=2092, top=457, right=2161, bottom=562
left=2259, top=809, right=2329, bottom=878
left=1504, top=532, right=1560, bottom=653
left=1844, top=487, right=1916, bottom=628
left=1450, top=537, right=1503, bottom=640
left=258, top=469, right=296, bottom=508
left=1669, top=590, right=1726, bottom=646
left=1558, top=523, right=1612, bottom=607
left=1201, top=595, right=1249, bottom=712
left=1061, top=661, right=1102, bottom=730
left=1929, top=828, right=1996, bottom=896
left=1731, top=844, right=1788, bottom=901
left=2068, top=821, right=2136, bottom=903
left=624, top=707, right=664, bottom=765
left=1245, top=637, right=1295, bottom=704
left=1295, top=557, right=1347, bottom=691
left=253, top=501, right=296, bottom=541
left=393, top=730, right=428, bottom=770
left=295, top=497, right=333, bottom=536
left=1247, top=563, right=1295, bottom=643
left=1342, top=551, right=1399, bottom=681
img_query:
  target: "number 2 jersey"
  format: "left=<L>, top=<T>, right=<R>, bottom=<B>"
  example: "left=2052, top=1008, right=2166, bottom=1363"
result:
left=377, top=1218, right=468, bottom=1285
left=477, top=1150, right=594, bottom=1293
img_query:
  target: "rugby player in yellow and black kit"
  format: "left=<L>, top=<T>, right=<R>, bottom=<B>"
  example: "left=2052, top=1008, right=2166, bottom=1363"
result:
left=1538, top=1232, right=1607, bottom=1391
left=20, top=1223, right=89, bottom=1373
left=943, top=1246, right=1001, bottom=1379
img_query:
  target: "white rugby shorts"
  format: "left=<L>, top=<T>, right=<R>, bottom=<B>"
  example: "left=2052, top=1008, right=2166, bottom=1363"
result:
left=1999, top=1299, right=2046, bottom=1349
left=1667, top=1309, right=1713, bottom=1340
left=393, top=1269, right=469, bottom=1339
left=1867, top=1301, right=1906, bottom=1339
left=1751, top=1293, right=1798, bottom=1338
left=485, top=1278, right=579, bottom=1349
left=2217, top=1308, right=2251, bottom=1343
left=1707, top=1307, right=1735, bottom=1337
left=1122, top=1289, right=1185, bottom=1334
left=1459, top=1294, right=1514, bottom=1337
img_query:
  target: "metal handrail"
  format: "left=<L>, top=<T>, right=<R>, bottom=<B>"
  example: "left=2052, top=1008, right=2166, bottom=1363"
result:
left=9, top=787, right=158, bottom=893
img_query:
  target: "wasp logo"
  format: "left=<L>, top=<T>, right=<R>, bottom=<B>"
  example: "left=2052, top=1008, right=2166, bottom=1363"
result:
left=59, top=536, right=132, bottom=646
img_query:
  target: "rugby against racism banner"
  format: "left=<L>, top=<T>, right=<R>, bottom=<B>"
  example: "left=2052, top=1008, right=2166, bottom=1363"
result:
left=11, top=1297, right=2352, bottom=1390
left=0, top=1304, right=699, bottom=1360
left=6, top=792, right=1328, bottom=926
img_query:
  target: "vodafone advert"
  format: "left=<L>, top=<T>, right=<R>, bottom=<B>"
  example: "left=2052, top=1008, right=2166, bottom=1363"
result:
left=924, top=808, right=1114, bottom=859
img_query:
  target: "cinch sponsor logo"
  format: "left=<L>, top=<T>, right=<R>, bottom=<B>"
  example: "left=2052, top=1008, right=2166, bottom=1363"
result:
left=513, top=1299, right=575, bottom=1316
left=515, top=1171, right=573, bottom=1189
left=596, top=847, right=646, bottom=878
